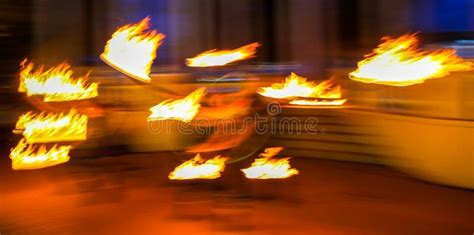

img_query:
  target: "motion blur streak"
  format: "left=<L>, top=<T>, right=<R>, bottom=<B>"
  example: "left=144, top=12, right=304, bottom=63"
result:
left=15, top=109, right=88, bottom=144
left=18, top=60, right=98, bottom=102
left=186, top=42, right=260, bottom=67
left=241, top=147, right=299, bottom=179
left=349, top=34, right=473, bottom=86
left=10, top=138, right=71, bottom=170
left=100, top=17, right=165, bottom=83
left=289, top=98, right=347, bottom=106
left=258, top=73, right=345, bottom=101
left=148, top=88, right=206, bottom=123
left=168, top=154, right=228, bottom=180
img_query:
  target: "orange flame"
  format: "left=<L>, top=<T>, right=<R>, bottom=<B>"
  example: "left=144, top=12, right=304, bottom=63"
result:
left=169, top=154, right=228, bottom=180
left=350, top=34, right=473, bottom=86
left=258, top=73, right=344, bottom=100
left=148, top=88, right=206, bottom=123
left=18, top=60, right=98, bottom=102
left=100, top=17, right=165, bottom=83
left=10, top=139, right=71, bottom=170
left=289, top=99, right=347, bottom=106
left=15, top=109, right=87, bottom=144
left=241, top=147, right=299, bottom=179
left=186, top=42, right=260, bottom=67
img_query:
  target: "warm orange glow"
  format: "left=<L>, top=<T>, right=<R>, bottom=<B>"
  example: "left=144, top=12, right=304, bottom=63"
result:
left=350, top=34, right=473, bottom=86
left=100, top=17, right=165, bottom=83
left=148, top=88, right=206, bottom=123
left=258, top=73, right=344, bottom=101
left=10, top=139, right=71, bottom=170
left=18, top=60, right=98, bottom=102
left=186, top=42, right=260, bottom=67
left=169, top=154, right=228, bottom=180
left=289, top=99, right=347, bottom=106
left=15, top=109, right=87, bottom=144
left=241, top=147, right=299, bottom=179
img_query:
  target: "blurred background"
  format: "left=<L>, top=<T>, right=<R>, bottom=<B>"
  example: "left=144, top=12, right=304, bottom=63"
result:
left=0, top=1, right=473, bottom=234
left=1, top=0, right=473, bottom=74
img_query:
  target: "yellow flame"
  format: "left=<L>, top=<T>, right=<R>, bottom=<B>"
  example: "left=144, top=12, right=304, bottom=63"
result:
left=169, top=154, right=228, bottom=180
left=186, top=42, right=260, bottom=67
left=241, top=147, right=299, bottom=179
left=15, top=109, right=87, bottom=144
left=289, top=99, right=347, bottom=106
left=148, top=88, right=206, bottom=123
left=10, top=139, right=71, bottom=170
left=100, top=17, right=165, bottom=83
left=18, top=60, right=98, bottom=102
left=350, top=34, right=473, bottom=86
left=258, top=73, right=344, bottom=100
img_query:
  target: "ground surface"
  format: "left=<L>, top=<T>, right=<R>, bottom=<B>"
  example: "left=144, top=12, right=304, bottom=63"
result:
left=0, top=151, right=473, bottom=235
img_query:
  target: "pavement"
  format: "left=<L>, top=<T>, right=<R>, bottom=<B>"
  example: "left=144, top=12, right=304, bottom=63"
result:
left=0, top=150, right=473, bottom=235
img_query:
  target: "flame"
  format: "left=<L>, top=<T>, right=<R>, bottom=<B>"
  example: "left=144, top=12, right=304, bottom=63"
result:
left=18, top=60, right=98, bottom=102
left=15, top=109, right=87, bottom=143
left=289, top=99, right=347, bottom=106
left=10, top=139, right=71, bottom=170
left=350, top=34, right=473, bottom=86
left=186, top=42, right=260, bottom=67
left=257, top=73, right=344, bottom=100
left=148, top=88, right=206, bottom=123
left=100, top=17, right=165, bottom=83
left=169, top=154, right=228, bottom=180
left=241, top=147, right=299, bottom=179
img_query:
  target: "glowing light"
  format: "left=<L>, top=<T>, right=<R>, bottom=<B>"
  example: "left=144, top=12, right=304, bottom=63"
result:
left=10, top=139, right=71, bottom=170
left=186, top=42, right=260, bottom=67
left=241, top=147, right=299, bottom=179
left=350, top=34, right=473, bottom=86
left=100, top=17, right=165, bottom=83
left=258, top=73, right=344, bottom=101
left=19, top=60, right=98, bottom=102
left=289, top=99, right=347, bottom=106
left=148, top=88, right=206, bottom=123
left=169, top=154, right=228, bottom=180
left=15, top=109, right=88, bottom=143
